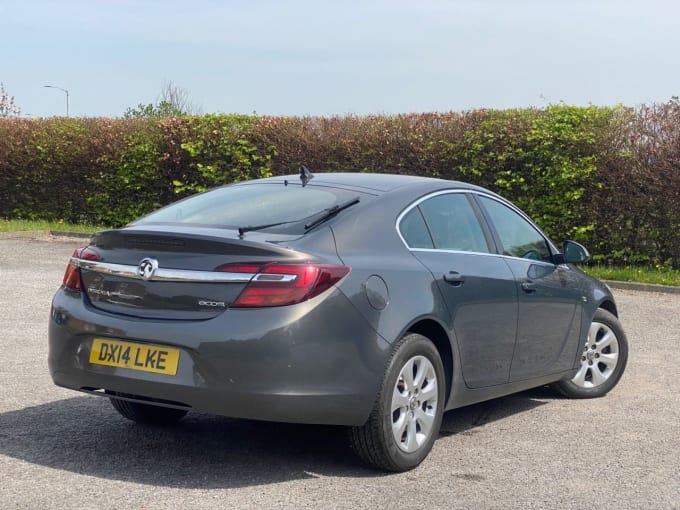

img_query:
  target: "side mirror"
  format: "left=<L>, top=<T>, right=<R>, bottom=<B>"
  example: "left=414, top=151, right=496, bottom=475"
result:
left=559, top=240, right=590, bottom=264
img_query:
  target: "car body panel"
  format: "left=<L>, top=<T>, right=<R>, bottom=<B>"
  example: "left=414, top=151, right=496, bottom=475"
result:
left=49, top=286, right=390, bottom=426
left=503, top=259, right=584, bottom=382
left=410, top=250, right=519, bottom=388
left=80, top=226, right=337, bottom=319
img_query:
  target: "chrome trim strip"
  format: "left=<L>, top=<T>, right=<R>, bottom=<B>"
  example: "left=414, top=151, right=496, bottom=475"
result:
left=409, top=248, right=556, bottom=266
left=409, top=247, right=497, bottom=258
left=395, top=189, right=557, bottom=262
left=252, top=273, right=298, bottom=283
left=73, top=258, right=256, bottom=283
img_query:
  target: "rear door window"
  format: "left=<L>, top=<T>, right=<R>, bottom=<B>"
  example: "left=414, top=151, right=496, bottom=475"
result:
left=418, top=193, right=490, bottom=253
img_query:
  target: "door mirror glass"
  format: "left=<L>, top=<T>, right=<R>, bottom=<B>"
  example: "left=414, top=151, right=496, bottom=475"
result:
left=562, top=240, right=590, bottom=264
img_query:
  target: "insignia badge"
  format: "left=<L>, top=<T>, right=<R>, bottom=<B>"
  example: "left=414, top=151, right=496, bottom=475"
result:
left=138, top=258, right=159, bottom=281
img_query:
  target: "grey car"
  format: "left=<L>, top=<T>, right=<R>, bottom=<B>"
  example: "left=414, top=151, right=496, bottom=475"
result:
left=49, top=171, right=628, bottom=471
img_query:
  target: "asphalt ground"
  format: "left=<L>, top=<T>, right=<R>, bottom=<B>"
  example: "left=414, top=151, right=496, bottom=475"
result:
left=1, top=238, right=678, bottom=510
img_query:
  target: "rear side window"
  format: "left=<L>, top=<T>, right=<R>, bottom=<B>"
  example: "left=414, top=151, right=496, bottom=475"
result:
left=478, top=196, right=552, bottom=262
left=407, top=193, right=489, bottom=253
left=399, top=208, right=434, bottom=249
left=134, top=183, right=369, bottom=234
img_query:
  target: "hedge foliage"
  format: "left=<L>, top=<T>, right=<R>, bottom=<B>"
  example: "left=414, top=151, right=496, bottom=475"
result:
left=1, top=103, right=679, bottom=267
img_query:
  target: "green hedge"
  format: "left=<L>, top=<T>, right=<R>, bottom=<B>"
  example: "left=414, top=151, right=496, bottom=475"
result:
left=0, top=115, right=273, bottom=226
left=1, top=103, right=679, bottom=267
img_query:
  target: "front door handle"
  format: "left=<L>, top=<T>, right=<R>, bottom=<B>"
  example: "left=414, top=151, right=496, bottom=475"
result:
left=443, top=271, right=465, bottom=286
left=521, top=281, right=537, bottom=293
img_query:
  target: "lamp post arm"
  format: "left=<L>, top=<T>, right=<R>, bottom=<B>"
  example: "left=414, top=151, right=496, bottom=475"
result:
left=43, top=85, right=70, bottom=117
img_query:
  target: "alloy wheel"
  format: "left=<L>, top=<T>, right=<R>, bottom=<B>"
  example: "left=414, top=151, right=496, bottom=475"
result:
left=572, top=321, right=620, bottom=389
left=391, top=355, right=439, bottom=453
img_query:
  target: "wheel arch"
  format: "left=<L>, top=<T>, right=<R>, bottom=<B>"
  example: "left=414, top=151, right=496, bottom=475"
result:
left=405, top=318, right=453, bottom=403
left=597, top=299, right=618, bottom=318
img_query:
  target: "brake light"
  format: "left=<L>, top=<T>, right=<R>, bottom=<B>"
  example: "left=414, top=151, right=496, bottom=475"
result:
left=217, top=263, right=350, bottom=307
left=62, top=247, right=100, bottom=290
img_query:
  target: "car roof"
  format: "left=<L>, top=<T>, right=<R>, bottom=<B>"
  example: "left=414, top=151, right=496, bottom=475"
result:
left=251, top=172, right=478, bottom=194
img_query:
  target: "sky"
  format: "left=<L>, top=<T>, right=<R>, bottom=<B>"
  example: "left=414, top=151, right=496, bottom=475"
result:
left=1, top=0, right=679, bottom=118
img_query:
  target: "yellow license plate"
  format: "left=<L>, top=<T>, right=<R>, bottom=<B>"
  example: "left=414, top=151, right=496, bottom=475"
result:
left=89, top=338, right=180, bottom=375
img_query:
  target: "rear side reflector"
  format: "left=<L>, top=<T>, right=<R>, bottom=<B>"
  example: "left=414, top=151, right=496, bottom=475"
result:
left=63, top=247, right=100, bottom=290
left=216, top=263, right=350, bottom=307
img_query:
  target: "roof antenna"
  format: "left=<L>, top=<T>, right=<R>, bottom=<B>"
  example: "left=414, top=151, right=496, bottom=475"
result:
left=300, top=165, right=314, bottom=187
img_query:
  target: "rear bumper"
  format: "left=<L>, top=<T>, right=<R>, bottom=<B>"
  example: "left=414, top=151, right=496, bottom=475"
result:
left=49, top=287, right=390, bottom=426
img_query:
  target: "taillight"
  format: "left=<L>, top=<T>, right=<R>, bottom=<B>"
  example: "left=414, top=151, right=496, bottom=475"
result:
left=217, top=262, right=350, bottom=307
left=62, top=247, right=100, bottom=290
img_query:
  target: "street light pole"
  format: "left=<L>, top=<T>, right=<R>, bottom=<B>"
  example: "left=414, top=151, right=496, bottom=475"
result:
left=43, top=85, right=69, bottom=117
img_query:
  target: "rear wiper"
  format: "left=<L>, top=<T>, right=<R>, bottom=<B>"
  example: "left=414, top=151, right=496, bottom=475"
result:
left=304, top=197, right=360, bottom=230
left=238, top=220, right=298, bottom=236
left=237, top=197, right=360, bottom=236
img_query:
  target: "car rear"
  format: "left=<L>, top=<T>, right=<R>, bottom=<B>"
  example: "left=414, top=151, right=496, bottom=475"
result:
left=48, top=180, right=389, bottom=425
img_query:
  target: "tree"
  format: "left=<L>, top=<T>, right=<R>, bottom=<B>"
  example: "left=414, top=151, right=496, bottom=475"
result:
left=123, top=80, right=200, bottom=118
left=159, top=79, right=200, bottom=115
left=0, top=82, right=21, bottom=117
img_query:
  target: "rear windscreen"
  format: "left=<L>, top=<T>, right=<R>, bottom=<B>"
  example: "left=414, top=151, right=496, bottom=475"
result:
left=133, top=183, right=369, bottom=234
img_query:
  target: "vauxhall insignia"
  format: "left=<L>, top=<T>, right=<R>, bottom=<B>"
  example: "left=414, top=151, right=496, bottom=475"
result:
left=137, top=258, right=159, bottom=281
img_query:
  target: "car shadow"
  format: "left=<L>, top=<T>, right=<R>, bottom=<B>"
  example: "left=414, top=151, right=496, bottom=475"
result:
left=439, top=386, right=553, bottom=437
left=0, top=389, right=554, bottom=488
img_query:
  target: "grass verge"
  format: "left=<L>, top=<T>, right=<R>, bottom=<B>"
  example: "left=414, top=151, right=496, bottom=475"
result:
left=584, top=265, right=680, bottom=287
left=0, top=219, right=105, bottom=234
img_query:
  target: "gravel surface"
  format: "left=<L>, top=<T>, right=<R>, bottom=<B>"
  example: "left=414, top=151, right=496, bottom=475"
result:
left=1, top=239, right=678, bottom=509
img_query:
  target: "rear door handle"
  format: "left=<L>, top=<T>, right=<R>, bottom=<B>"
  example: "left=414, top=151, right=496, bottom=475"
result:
left=443, top=271, right=465, bottom=286
left=521, top=281, right=537, bottom=293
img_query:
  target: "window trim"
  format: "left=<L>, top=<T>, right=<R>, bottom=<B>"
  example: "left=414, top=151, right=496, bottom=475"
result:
left=396, top=189, right=559, bottom=265
left=396, top=190, right=494, bottom=255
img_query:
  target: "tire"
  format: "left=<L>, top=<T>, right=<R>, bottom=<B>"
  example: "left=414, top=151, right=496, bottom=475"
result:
left=553, top=308, right=629, bottom=398
left=350, top=333, right=446, bottom=471
left=109, top=394, right=187, bottom=426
